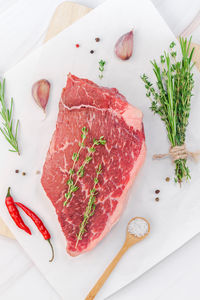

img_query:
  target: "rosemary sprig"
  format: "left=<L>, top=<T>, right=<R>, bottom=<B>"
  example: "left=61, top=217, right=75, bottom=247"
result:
left=141, top=37, right=195, bottom=183
left=76, top=164, right=102, bottom=247
left=63, top=129, right=106, bottom=206
left=99, top=60, right=106, bottom=79
left=0, top=79, right=20, bottom=154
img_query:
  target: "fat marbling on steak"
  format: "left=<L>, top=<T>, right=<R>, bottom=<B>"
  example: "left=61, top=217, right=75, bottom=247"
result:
left=41, top=74, right=146, bottom=256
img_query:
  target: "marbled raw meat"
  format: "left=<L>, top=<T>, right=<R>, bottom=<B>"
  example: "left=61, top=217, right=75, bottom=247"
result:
left=41, top=74, right=146, bottom=256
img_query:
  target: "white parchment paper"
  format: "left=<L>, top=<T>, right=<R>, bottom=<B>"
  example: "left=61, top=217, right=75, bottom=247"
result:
left=0, top=0, right=200, bottom=299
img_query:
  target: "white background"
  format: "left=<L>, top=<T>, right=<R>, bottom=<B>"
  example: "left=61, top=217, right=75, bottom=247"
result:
left=0, top=0, right=200, bottom=299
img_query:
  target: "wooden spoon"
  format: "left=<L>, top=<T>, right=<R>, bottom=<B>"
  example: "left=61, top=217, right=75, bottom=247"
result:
left=85, top=217, right=150, bottom=300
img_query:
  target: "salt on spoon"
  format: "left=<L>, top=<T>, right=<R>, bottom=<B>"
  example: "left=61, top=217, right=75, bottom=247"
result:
left=128, top=217, right=149, bottom=237
left=85, top=217, right=150, bottom=300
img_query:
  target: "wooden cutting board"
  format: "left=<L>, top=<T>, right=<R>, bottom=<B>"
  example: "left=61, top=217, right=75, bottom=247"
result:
left=1, top=2, right=200, bottom=240
left=0, top=2, right=91, bottom=239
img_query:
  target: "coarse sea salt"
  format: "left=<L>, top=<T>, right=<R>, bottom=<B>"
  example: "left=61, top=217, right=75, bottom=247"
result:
left=128, top=218, right=148, bottom=237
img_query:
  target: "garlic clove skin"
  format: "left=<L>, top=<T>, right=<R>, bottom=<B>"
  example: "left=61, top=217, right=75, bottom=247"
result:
left=32, top=79, right=50, bottom=112
left=115, top=30, right=133, bottom=60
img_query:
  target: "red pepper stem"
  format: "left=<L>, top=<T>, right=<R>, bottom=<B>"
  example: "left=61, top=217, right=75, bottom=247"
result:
left=47, top=239, right=54, bottom=262
left=6, top=187, right=11, bottom=198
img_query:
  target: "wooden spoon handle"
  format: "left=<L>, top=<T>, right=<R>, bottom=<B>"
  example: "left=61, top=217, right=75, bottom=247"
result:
left=85, top=244, right=128, bottom=300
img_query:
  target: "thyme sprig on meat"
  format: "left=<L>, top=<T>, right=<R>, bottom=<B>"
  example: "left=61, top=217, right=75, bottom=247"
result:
left=141, top=37, right=195, bottom=183
left=63, top=128, right=106, bottom=206
left=76, top=164, right=102, bottom=247
left=64, top=127, right=88, bottom=206
left=0, top=79, right=20, bottom=154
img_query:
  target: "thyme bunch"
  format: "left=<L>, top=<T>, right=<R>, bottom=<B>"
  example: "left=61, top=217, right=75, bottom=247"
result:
left=0, top=79, right=20, bottom=154
left=141, top=37, right=195, bottom=183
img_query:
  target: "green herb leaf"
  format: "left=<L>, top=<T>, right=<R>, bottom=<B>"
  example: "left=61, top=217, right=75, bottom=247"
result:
left=99, top=136, right=106, bottom=145
left=71, top=185, right=79, bottom=193
left=65, top=192, right=72, bottom=199
left=99, top=139, right=106, bottom=145
left=160, top=55, right=165, bottom=64
left=77, top=165, right=84, bottom=177
left=69, top=168, right=74, bottom=175
left=88, top=147, right=96, bottom=153
left=81, top=133, right=86, bottom=140
left=85, top=156, right=92, bottom=164
left=170, top=51, right=177, bottom=58
left=97, top=164, right=102, bottom=174
left=93, top=138, right=99, bottom=145
left=94, top=177, right=98, bottom=184
left=170, top=41, right=176, bottom=48
left=82, top=127, right=88, bottom=133
left=67, top=179, right=73, bottom=185
left=72, top=152, right=79, bottom=162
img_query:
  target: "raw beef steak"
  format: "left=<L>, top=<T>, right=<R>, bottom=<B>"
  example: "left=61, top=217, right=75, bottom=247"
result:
left=41, top=74, right=146, bottom=256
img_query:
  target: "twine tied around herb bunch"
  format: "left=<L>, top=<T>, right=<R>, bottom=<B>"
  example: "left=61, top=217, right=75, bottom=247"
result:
left=153, top=144, right=200, bottom=163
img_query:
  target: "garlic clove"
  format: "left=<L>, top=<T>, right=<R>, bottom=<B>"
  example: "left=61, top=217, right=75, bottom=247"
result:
left=115, top=29, right=133, bottom=60
left=32, top=79, right=50, bottom=112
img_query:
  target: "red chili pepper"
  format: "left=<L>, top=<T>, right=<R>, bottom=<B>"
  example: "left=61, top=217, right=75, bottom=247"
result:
left=15, top=202, right=54, bottom=262
left=5, top=187, right=31, bottom=235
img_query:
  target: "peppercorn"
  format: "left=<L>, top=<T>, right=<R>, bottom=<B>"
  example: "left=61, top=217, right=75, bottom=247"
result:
left=36, top=170, right=41, bottom=175
left=95, top=37, right=100, bottom=42
left=75, top=44, right=80, bottom=48
left=90, top=50, right=94, bottom=54
left=165, top=177, right=170, bottom=182
left=155, top=197, right=159, bottom=202
left=155, top=189, right=160, bottom=194
left=22, top=172, right=26, bottom=176
left=15, top=170, right=19, bottom=174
